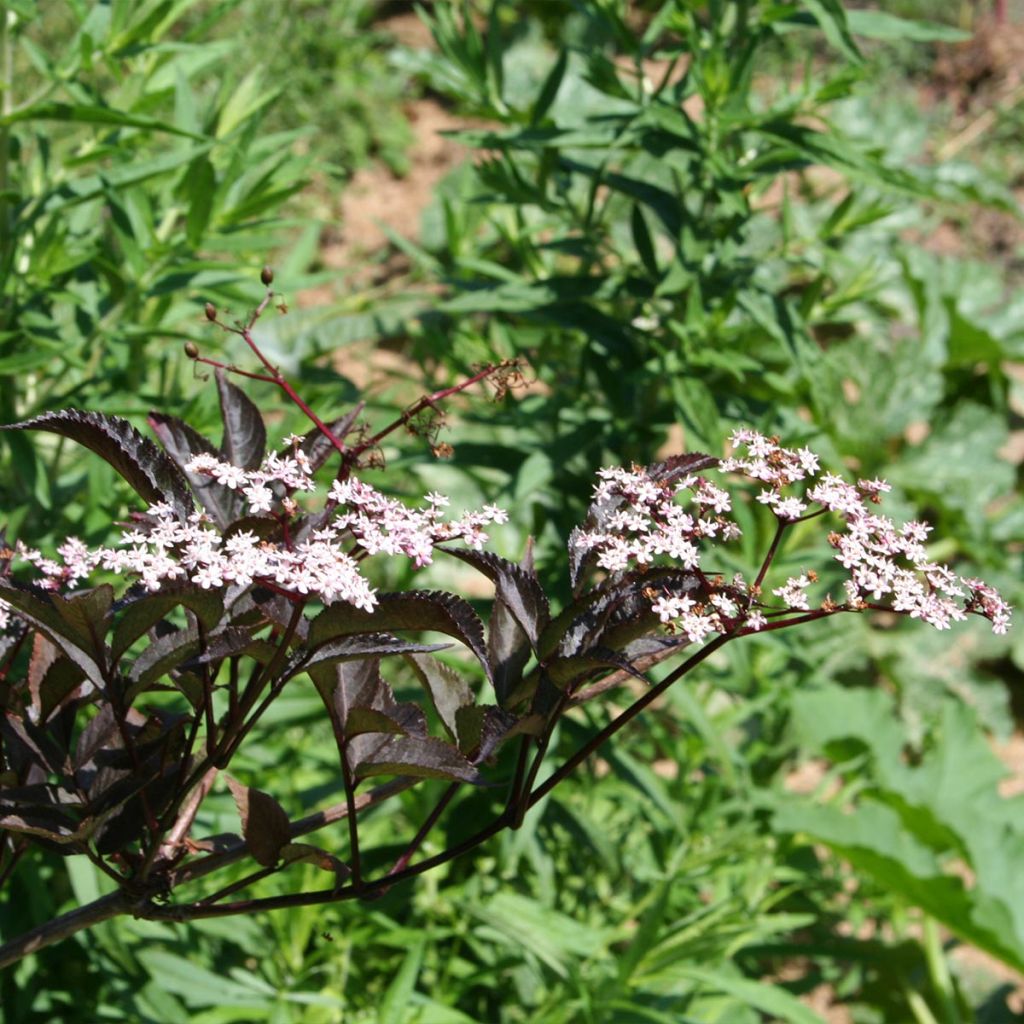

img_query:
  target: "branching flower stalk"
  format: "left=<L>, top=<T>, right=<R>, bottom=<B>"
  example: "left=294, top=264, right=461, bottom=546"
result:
left=0, top=274, right=1010, bottom=970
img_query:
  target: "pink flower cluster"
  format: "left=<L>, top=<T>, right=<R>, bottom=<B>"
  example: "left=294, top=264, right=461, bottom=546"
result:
left=572, top=466, right=740, bottom=575
left=329, top=479, right=507, bottom=568
left=2, top=443, right=508, bottom=617
left=575, top=430, right=1011, bottom=642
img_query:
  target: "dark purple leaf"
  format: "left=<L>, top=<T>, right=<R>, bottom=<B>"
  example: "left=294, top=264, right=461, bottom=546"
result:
left=111, top=587, right=224, bottom=662
left=437, top=547, right=550, bottom=646
left=0, top=782, right=80, bottom=809
left=544, top=645, right=647, bottom=692
left=352, top=735, right=482, bottom=784
left=315, top=665, right=428, bottom=766
left=186, top=626, right=263, bottom=666
left=341, top=681, right=427, bottom=761
left=0, top=807, right=86, bottom=844
left=28, top=632, right=59, bottom=702
left=94, top=769, right=179, bottom=854
left=487, top=593, right=531, bottom=709
left=88, top=729, right=183, bottom=817
left=128, top=626, right=200, bottom=694
left=33, top=656, right=87, bottom=725
left=148, top=412, right=242, bottom=526
left=296, top=633, right=449, bottom=677
left=217, top=369, right=266, bottom=471
left=2, top=410, right=193, bottom=515
left=404, top=652, right=473, bottom=741
left=241, top=588, right=309, bottom=641
left=227, top=777, right=292, bottom=867
left=345, top=706, right=410, bottom=738
left=309, top=591, right=491, bottom=682
left=436, top=547, right=548, bottom=709
left=0, top=581, right=106, bottom=688
left=50, top=586, right=114, bottom=659
left=74, top=706, right=123, bottom=777
left=2, top=713, right=65, bottom=777
left=454, top=704, right=519, bottom=761
left=306, top=658, right=380, bottom=723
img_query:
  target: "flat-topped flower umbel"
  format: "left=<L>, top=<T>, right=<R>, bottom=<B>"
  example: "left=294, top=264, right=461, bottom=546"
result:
left=6, top=442, right=508, bottom=616
left=573, top=429, right=1010, bottom=642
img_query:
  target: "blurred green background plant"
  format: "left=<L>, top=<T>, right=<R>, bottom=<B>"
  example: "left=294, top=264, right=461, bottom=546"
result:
left=3, top=0, right=1024, bottom=1021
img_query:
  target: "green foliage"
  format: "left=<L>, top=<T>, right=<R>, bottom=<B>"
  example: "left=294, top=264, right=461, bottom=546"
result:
left=0, top=0, right=309, bottom=547
left=231, top=0, right=416, bottom=178
left=395, top=0, right=1018, bottom=583
left=775, top=683, right=1024, bottom=972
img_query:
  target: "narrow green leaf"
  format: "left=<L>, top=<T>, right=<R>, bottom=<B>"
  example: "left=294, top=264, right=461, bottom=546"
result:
left=380, top=938, right=425, bottom=1024
left=800, top=0, right=862, bottom=63
left=184, top=155, right=216, bottom=247
left=679, top=967, right=827, bottom=1023
left=846, top=10, right=970, bottom=42
left=0, top=101, right=204, bottom=138
left=630, top=203, right=659, bottom=277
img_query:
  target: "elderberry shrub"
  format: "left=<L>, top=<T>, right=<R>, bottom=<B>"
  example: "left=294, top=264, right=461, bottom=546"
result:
left=0, top=282, right=1009, bottom=969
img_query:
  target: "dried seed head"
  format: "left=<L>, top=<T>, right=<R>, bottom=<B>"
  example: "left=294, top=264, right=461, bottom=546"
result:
left=204, top=302, right=217, bottom=321
left=184, top=341, right=200, bottom=359
left=261, top=266, right=274, bottom=286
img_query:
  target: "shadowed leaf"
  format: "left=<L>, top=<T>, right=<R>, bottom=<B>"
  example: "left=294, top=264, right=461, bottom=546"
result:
left=353, top=735, right=482, bottom=784
left=309, top=591, right=491, bottom=681
left=405, top=652, right=474, bottom=741
left=0, top=581, right=107, bottom=689
left=217, top=369, right=266, bottom=470
left=454, top=704, right=521, bottom=760
left=111, top=587, right=224, bottom=663
left=227, top=777, right=292, bottom=867
left=297, top=633, right=449, bottom=677
left=149, top=412, right=242, bottom=526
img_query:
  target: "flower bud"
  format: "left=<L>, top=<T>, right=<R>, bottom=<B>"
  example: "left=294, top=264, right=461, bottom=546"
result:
left=261, top=266, right=274, bottom=286
left=204, top=302, right=217, bottom=321
left=184, top=341, right=199, bottom=359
